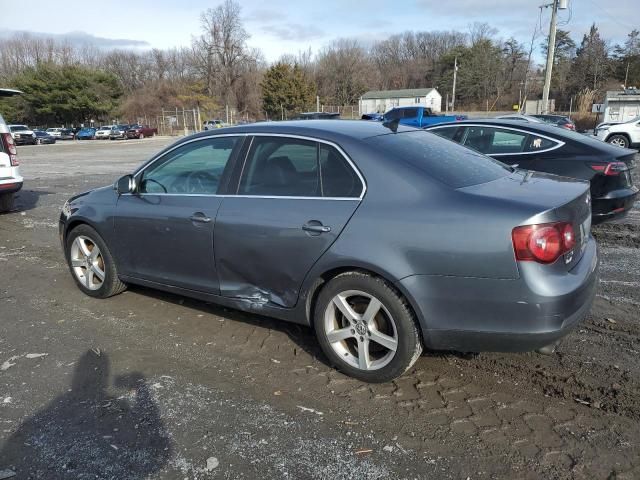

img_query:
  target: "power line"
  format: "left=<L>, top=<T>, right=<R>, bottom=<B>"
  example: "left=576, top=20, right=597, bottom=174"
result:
left=584, top=0, right=636, bottom=31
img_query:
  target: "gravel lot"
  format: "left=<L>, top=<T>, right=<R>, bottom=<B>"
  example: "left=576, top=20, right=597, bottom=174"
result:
left=1, top=138, right=639, bottom=479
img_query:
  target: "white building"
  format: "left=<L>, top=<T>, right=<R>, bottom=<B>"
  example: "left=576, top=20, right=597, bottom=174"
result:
left=603, top=90, right=640, bottom=123
left=359, top=88, right=442, bottom=115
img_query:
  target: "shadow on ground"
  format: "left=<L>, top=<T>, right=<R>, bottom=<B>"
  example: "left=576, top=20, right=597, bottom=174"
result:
left=0, top=350, right=171, bottom=479
left=0, top=189, right=56, bottom=215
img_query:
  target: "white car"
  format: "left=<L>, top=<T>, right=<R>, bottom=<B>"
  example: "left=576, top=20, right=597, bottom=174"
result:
left=95, top=126, right=115, bottom=139
left=0, top=89, right=24, bottom=211
left=595, top=116, right=640, bottom=149
left=46, top=127, right=63, bottom=137
left=8, top=124, right=36, bottom=145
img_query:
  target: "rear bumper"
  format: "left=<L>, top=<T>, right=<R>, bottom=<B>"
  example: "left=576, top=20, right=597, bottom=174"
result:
left=0, top=180, right=23, bottom=194
left=592, top=186, right=639, bottom=224
left=400, top=238, right=599, bottom=353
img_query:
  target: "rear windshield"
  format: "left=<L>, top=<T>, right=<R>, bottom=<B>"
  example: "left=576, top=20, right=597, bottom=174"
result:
left=368, top=130, right=511, bottom=188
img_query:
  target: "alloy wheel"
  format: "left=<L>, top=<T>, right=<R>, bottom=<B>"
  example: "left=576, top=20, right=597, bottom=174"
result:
left=323, top=290, right=398, bottom=371
left=610, top=137, right=627, bottom=148
left=70, top=235, right=106, bottom=291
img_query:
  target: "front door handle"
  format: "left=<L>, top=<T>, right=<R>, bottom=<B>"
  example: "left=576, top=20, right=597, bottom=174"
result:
left=190, top=213, right=211, bottom=223
left=302, top=223, right=331, bottom=233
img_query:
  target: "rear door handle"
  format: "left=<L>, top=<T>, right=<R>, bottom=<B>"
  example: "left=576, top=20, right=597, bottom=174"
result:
left=190, top=213, right=211, bottom=223
left=302, top=223, right=331, bottom=233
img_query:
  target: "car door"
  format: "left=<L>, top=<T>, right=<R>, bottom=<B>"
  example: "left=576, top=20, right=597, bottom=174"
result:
left=113, top=135, right=243, bottom=293
left=214, top=135, right=365, bottom=308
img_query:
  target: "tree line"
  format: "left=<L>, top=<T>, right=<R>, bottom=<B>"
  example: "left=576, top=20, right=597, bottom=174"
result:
left=0, top=0, right=638, bottom=126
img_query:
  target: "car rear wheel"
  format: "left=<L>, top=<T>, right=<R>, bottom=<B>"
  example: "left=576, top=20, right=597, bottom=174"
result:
left=0, top=193, right=14, bottom=212
left=65, top=225, right=127, bottom=298
left=314, top=272, right=423, bottom=382
left=607, top=134, right=629, bottom=148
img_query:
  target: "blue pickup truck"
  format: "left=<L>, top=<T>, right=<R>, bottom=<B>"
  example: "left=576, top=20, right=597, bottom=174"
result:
left=383, top=106, right=467, bottom=128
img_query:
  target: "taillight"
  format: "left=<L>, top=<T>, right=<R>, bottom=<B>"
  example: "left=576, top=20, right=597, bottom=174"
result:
left=563, top=123, right=576, bottom=130
left=1, top=133, right=18, bottom=166
left=512, top=222, right=576, bottom=264
left=590, top=162, right=627, bottom=176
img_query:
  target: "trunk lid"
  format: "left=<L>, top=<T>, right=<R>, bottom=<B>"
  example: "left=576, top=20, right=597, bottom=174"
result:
left=459, top=170, right=592, bottom=270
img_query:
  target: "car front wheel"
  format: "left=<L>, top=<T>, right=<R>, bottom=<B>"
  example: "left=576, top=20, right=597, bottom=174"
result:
left=314, top=272, right=423, bottom=382
left=65, top=224, right=126, bottom=298
left=607, top=134, right=629, bottom=148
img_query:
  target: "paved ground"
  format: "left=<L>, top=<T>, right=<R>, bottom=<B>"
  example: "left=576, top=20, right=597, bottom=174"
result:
left=1, top=138, right=639, bottom=479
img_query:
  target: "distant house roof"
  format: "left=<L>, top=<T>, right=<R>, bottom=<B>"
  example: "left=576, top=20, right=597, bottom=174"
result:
left=361, top=88, right=438, bottom=100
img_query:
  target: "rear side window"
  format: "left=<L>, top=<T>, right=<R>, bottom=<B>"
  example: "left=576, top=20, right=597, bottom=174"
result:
left=239, top=137, right=320, bottom=197
left=369, top=130, right=510, bottom=188
left=320, top=144, right=362, bottom=198
left=462, top=126, right=528, bottom=155
left=237, top=137, right=363, bottom=198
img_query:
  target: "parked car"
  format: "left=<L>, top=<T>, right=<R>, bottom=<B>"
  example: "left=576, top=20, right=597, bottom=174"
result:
left=494, top=114, right=545, bottom=123
left=109, top=125, right=130, bottom=140
left=294, top=112, right=340, bottom=120
left=594, top=116, right=640, bottom=149
left=203, top=120, right=224, bottom=130
left=126, top=124, right=157, bottom=139
left=76, top=127, right=97, bottom=140
left=383, top=106, right=467, bottom=128
left=426, top=119, right=638, bottom=223
left=46, top=128, right=63, bottom=137
left=59, top=128, right=75, bottom=140
left=95, top=126, right=115, bottom=140
left=361, top=113, right=384, bottom=121
left=0, top=89, right=24, bottom=211
left=8, top=125, right=36, bottom=145
left=59, top=120, right=598, bottom=382
left=34, top=130, right=56, bottom=145
left=531, top=114, right=576, bottom=131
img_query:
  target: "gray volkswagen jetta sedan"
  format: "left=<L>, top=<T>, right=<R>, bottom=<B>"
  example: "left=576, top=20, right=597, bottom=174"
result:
left=59, top=120, right=598, bottom=382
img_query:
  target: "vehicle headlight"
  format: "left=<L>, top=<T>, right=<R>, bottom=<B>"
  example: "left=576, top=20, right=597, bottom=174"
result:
left=61, top=200, right=72, bottom=218
left=598, top=126, right=609, bottom=131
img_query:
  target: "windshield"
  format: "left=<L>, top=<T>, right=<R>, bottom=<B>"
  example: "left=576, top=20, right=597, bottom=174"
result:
left=368, top=130, right=511, bottom=188
left=10, top=125, right=28, bottom=132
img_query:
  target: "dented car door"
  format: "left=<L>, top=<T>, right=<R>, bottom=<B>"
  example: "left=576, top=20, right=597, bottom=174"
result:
left=214, top=135, right=364, bottom=308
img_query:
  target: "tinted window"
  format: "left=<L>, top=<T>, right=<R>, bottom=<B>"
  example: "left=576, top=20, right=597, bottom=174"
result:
left=431, top=126, right=460, bottom=140
left=385, top=109, right=401, bottom=121
left=239, top=137, right=320, bottom=197
left=368, top=130, right=510, bottom=188
left=525, top=135, right=557, bottom=152
left=403, top=108, right=419, bottom=118
left=320, top=144, right=362, bottom=198
left=140, top=137, right=238, bottom=194
left=462, top=126, right=527, bottom=154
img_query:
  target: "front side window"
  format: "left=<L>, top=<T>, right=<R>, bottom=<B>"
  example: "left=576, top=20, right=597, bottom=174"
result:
left=139, top=137, right=239, bottom=194
left=431, top=126, right=460, bottom=140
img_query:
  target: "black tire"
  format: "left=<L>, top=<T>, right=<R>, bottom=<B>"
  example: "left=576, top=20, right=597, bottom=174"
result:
left=607, top=134, right=629, bottom=148
left=313, top=271, right=423, bottom=382
left=0, top=193, right=14, bottom=212
left=65, top=224, right=127, bottom=298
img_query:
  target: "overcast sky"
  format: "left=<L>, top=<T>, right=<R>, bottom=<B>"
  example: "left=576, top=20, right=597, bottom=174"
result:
left=1, top=0, right=639, bottom=62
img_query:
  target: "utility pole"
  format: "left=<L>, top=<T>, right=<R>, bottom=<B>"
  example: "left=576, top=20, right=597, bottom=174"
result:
left=541, top=0, right=568, bottom=113
left=451, top=56, right=458, bottom=112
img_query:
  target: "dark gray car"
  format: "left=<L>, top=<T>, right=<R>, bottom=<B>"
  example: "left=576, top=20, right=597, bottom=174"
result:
left=59, top=121, right=599, bottom=382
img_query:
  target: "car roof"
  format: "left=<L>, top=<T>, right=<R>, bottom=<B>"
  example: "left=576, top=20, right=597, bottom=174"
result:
left=192, top=120, right=418, bottom=141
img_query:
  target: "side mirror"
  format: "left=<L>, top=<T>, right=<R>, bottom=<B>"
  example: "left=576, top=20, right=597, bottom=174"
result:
left=115, top=174, right=135, bottom=194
